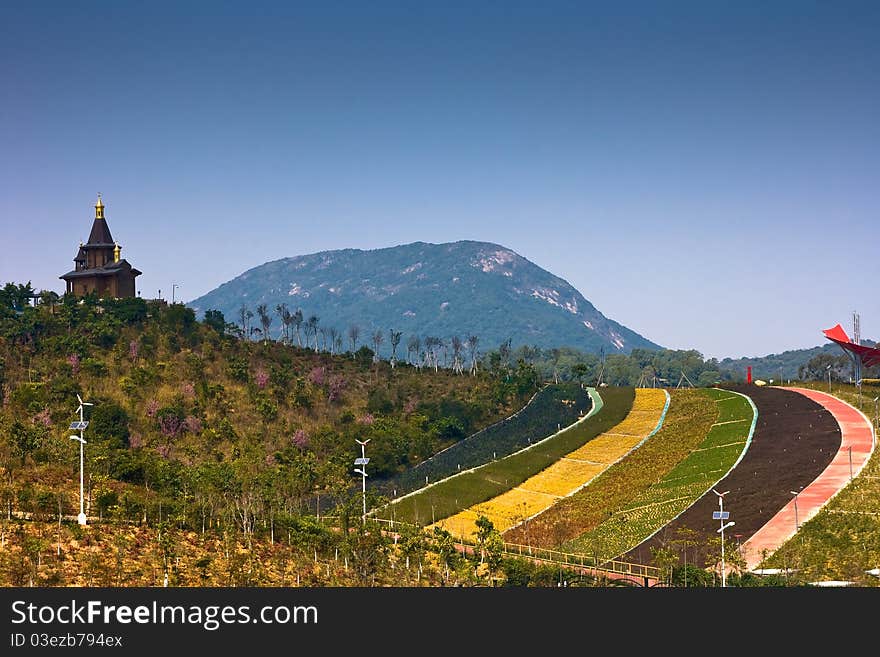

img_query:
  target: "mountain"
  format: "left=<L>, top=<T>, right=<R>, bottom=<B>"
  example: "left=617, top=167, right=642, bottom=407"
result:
left=188, top=240, right=661, bottom=355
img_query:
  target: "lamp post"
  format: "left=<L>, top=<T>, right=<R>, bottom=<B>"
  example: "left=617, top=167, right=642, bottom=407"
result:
left=790, top=490, right=801, bottom=531
left=873, top=397, right=879, bottom=433
left=171, top=282, right=181, bottom=304
left=826, top=365, right=832, bottom=393
left=848, top=445, right=853, bottom=481
left=68, top=394, right=93, bottom=526
left=354, top=439, right=370, bottom=524
left=712, top=489, right=733, bottom=587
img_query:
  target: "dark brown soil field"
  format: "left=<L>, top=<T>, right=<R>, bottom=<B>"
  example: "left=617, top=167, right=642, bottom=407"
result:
left=622, top=385, right=840, bottom=567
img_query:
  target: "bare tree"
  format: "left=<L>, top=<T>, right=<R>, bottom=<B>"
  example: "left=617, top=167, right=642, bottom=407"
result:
left=256, top=304, right=272, bottom=344
left=275, top=303, right=290, bottom=343
left=291, top=309, right=304, bottom=347
left=238, top=304, right=248, bottom=337
left=499, top=338, right=512, bottom=371
left=406, top=335, right=421, bottom=366
left=423, top=336, right=442, bottom=372
left=319, top=327, right=329, bottom=352
left=328, top=327, right=340, bottom=355
left=466, top=335, right=479, bottom=375
left=348, top=324, right=360, bottom=352
left=307, top=315, right=320, bottom=351
left=389, top=329, right=402, bottom=368
left=245, top=310, right=254, bottom=341
left=334, top=334, right=343, bottom=354
left=371, top=330, right=384, bottom=363
left=451, top=336, right=464, bottom=374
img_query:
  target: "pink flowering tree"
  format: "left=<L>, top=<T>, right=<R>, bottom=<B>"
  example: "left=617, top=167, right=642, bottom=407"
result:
left=328, top=376, right=346, bottom=403
left=292, top=429, right=309, bottom=450
left=32, top=408, right=53, bottom=428
left=308, top=366, right=325, bottom=387
left=184, top=415, right=202, bottom=434
left=254, top=367, right=269, bottom=389
left=67, top=353, right=80, bottom=375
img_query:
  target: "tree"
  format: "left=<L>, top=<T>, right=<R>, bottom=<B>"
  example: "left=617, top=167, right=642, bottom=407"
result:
left=389, top=330, right=402, bottom=368
left=371, top=330, right=384, bottom=363
left=474, top=514, right=495, bottom=565
left=451, top=336, right=464, bottom=374
left=291, top=308, right=304, bottom=347
left=407, top=335, right=421, bottom=367
left=328, top=327, right=339, bottom=355
left=237, top=304, right=248, bottom=336
left=9, top=420, right=40, bottom=465
left=204, top=309, right=226, bottom=334
left=306, top=315, right=319, bottom=351
left=245, top=310, right=254, bottom=341
left=466, top=335, right=479, bottom=375
left=38, top=290, right=60, bottom=315
left=256, top=304, right=272, bottom=344
left=275, top=303, right=289, bottom=343
left=348, top=324, right=360, bottom=353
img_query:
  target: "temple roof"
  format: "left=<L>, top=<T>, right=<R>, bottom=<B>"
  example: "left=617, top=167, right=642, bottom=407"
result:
left=60, top=259, right=142, bottom=281
left=86, top=217, right=115, bottom=246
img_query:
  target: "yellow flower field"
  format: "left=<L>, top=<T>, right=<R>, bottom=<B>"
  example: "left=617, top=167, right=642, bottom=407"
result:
left=433, top=388, right=668, bottom=538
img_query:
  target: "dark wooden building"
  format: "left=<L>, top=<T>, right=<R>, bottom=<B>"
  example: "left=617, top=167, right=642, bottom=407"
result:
left=60, top=195, right=142, bottom=298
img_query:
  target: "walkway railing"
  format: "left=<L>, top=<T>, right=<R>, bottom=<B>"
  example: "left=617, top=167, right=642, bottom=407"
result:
left=360, top=516, right=660, bottom=582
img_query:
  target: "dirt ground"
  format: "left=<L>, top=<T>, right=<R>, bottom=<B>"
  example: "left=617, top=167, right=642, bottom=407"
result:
left=622, top=385, right=840, bottom=567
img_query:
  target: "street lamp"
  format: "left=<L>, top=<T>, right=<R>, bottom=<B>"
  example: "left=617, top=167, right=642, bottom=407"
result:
left=68, top=394, right=93, bottom=526
left=712, top=489, right=733, bottom=588
left=873, top=397, right=879, bottom=433
left=354, top=439, right=370, bottom=524
left=790, top=490, right=801, bottom=531
left=826, top=365, right=832, bottom=393
left=171, top=282, right=181, bottom=304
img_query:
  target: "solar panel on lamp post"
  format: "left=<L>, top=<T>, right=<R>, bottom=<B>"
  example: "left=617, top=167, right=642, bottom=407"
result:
left=712, top=489, right=732, bottom=588
left=826, top=365, right=832, bottom=393
left=354, top=439, right=370, bottom=524
left=790, top=490, right=801, bottom=531
left=69, top=394, right=93, bottom=526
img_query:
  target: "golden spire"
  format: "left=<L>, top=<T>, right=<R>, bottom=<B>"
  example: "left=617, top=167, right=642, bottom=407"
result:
left=95, top=193, right=105, bottom=220
left=114, top=242, right=121, bottom=263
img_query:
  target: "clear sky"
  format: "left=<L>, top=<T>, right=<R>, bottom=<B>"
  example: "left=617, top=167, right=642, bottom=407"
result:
left=2, top=1, right=877, bottom=359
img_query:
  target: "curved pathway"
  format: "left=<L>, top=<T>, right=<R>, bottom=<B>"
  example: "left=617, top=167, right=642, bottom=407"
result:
left=739, top=387, right=876, bottom=569
left=623, top=385, right=840, bottom=567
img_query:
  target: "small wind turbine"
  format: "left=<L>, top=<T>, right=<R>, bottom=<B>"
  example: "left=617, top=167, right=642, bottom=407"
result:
left=69, top=394, right=93, bottom=525
left=354, top=439, right=371, bottom=524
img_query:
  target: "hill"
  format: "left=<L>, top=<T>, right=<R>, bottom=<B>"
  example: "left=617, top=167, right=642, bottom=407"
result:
left=718, top=341, right=877, bottom=382
left=0, top=293, right=540, bottom=528
left=187, top=240, right=661, bottom=356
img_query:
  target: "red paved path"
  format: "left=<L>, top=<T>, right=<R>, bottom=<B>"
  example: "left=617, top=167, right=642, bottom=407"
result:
left=740, top=388, right=876, bottom=569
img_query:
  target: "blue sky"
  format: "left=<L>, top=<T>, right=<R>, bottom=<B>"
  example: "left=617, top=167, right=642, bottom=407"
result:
left=2, top=1, right=878, bottom=359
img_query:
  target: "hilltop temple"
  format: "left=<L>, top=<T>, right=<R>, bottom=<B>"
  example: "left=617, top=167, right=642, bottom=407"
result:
left=60, top=195, right=142, bottom=298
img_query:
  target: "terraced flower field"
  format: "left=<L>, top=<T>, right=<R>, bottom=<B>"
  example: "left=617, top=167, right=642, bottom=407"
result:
left=434, top=388, right=669, bottom=539
left=561, top=389, right=754, bottom=559
left=377, top=387, right=634, bottom=527
left=504, top=388, right=718, bottom=548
